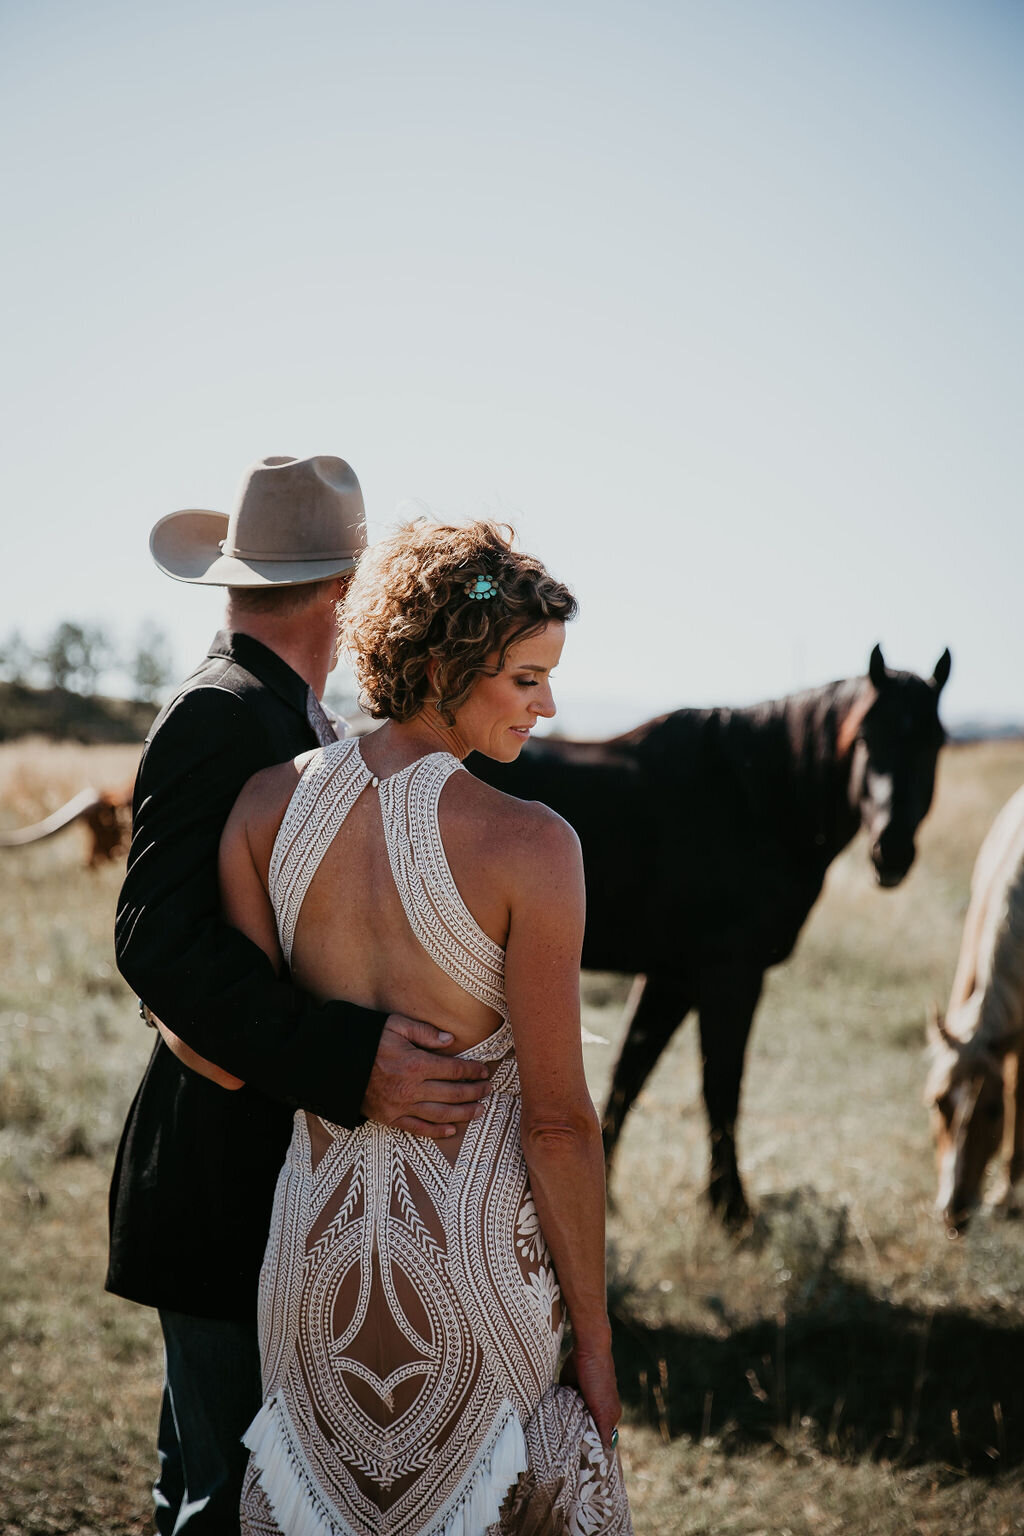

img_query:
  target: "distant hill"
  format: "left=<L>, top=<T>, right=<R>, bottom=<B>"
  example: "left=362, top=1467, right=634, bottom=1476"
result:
left=2, top=678, right=1020, bottom=749
left=948, top=718, right=1024, bottom=744
left=0, top=682, right=158, bottom=744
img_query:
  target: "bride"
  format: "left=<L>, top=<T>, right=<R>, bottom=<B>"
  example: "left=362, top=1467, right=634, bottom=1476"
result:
left=204, top=520, right=629, bottom=1534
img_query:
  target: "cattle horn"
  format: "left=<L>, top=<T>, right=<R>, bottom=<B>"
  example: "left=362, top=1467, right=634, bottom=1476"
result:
left=0, top=788, right=103, bottom=846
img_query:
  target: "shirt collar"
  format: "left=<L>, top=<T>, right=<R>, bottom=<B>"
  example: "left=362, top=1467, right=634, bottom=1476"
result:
left=207, top=629, right=313, bottom=718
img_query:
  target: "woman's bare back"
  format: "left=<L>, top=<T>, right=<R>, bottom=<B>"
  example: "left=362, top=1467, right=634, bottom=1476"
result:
left=241, top=737, right=553, bottom=1057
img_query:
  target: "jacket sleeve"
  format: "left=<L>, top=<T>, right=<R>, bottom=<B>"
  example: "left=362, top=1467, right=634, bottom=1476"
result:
left=114, top=686, right=386, bottom=1125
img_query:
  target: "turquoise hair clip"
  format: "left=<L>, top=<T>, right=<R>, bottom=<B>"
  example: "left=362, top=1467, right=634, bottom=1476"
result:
left=465, top=575, right=499, bottom=601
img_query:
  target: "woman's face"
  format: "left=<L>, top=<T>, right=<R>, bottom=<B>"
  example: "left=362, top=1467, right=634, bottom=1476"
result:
left=453, top=621, right=565, bottom=761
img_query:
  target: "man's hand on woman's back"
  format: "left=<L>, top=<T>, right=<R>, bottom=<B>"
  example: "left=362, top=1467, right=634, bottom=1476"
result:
left=362, top=1015, right=491, bottom=1137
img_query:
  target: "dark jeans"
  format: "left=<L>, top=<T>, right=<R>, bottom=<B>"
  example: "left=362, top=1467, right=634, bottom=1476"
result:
left=155, top=1310, right=263, bottom=1536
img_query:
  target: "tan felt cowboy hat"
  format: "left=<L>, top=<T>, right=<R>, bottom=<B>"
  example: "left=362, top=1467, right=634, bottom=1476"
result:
left=150, top=454, right=367, bottom=587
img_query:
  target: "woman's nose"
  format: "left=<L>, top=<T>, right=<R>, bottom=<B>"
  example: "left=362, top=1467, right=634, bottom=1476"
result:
left=532, top=682, right=556, bottom=719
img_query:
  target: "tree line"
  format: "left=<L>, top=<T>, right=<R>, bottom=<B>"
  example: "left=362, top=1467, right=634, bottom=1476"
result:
left=0, top=621, right=174, bottom=704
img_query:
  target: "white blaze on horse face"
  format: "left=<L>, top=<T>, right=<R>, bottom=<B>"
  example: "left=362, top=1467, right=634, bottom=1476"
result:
left=863, top=767, right=900, bottom=881
left=933, top=1092, right=963, bottom=1217
left=932, top=1076, right=982, bottom=1229
left=864, top=768, right=894, bottom=827
left=935, top=1148, right=958, bottom=1218
left=932, top=1069, right=1004, bottom=1229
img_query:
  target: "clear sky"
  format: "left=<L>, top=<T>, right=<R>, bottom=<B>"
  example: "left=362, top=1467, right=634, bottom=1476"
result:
left=2, top=0, right=1021, bottom=735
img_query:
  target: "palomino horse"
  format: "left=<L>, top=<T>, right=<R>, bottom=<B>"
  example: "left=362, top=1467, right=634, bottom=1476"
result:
left=471, top=644, right=951, bottom=1226
left=926, top=785, right=1024, bottom=1235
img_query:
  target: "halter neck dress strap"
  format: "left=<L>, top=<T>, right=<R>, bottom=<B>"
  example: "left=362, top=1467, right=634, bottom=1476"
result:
left=378, top=752, right=507, bottom=1021
left=266, top=740, right=507, bottom=1022
left=268, top=738, right=364, bottom=970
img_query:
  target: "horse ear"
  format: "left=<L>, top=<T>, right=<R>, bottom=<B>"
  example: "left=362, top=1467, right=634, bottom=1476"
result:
left=931, top=649, right=952, bottom=693
left=926, top=1001, right=943, bottom=1046
left=924, top=1004, right=951, bottom=1102
left=926, top=1002, right=956, bottom=1051
left=868, top=644, right=887, bottom=691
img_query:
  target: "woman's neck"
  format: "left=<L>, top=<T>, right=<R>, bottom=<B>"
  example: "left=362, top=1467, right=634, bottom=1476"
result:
left=363, top=710, right=471, bottom=773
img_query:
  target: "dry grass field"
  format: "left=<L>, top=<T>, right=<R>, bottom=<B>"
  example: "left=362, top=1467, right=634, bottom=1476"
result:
left=2, top=735, right=1024, bottom=1535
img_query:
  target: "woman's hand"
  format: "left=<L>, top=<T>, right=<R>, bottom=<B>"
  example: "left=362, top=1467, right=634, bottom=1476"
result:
left=560, top=1342, right=621, bottom=1451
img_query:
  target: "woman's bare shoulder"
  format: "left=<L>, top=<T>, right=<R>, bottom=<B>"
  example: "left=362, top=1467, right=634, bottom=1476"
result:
left=234, top=750, right=319, bottom=823
left=223, top=751, right=321, bottom=879
left=447, top=765, right=582, bottom=868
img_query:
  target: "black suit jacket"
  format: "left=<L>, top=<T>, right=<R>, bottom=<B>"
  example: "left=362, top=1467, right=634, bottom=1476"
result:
left=106, top=631, right=387, bottom=1320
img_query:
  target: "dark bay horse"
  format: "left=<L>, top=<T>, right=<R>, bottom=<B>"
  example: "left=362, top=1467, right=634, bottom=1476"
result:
left=471, top=644, right=951, bottom=1226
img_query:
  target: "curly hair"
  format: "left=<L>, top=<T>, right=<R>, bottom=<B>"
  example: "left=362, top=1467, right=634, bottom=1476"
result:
left=340, top=520, right=577, bottom=724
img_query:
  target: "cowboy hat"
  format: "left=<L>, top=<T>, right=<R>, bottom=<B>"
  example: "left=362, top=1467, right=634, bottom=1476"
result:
left=150, top=454, right=367, bottom=586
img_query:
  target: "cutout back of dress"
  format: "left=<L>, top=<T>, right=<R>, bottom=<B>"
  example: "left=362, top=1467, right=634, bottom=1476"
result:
left=267, top=738, right=507, bottom=1022
left=243, top=737, right=633, bottom=1536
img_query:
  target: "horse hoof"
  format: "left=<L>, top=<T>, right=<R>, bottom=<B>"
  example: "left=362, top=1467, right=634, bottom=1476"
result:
left=706, top=1183, right=751, bottom=1232
left=988, top=1193, right=1022, bottom=1222
left=722, top=1201, right=752, bottom=1234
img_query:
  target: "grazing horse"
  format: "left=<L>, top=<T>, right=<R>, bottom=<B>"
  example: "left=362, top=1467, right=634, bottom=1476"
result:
left=925, top=785, right=1024, bottom=1236
left=470, top=644, right=950, bottom=1225
left=0, top=784, right=133, bottom=867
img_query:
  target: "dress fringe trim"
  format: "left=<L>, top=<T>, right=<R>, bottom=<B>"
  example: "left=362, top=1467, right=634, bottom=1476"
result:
left=244, top=1393, right=529, bottom=1536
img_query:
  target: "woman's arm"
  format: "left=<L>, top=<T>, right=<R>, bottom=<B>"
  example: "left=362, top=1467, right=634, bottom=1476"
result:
left=149, top=774, right=287, bottom=1093
left=153, top=1015, right=245, bottom=1090
left=504, top=806, right=621, bottom=1449
left=217, top=774, right=287, bottom=972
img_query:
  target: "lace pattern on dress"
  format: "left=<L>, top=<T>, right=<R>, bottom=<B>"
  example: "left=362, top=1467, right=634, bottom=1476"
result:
left=268, top=741, right=366, bottom=968
left=244, top=739, right=632, bottom=1536
left=379, top=754, right=507, bottom=1022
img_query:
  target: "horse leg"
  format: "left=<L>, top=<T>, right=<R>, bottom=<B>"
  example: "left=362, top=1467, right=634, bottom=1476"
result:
left=697, top=964, right=764, bottom=1228
left=601, top=971, right=693, bottom=1174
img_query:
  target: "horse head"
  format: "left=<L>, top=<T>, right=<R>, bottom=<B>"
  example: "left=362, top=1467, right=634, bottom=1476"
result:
left=848, top=645, right=950, bottom=887
left=925, top=1002, right=1006, bottom=1236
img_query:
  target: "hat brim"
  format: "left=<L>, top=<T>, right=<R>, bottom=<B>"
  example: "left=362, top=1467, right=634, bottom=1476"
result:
left=150, top=510, right=359, bottom=587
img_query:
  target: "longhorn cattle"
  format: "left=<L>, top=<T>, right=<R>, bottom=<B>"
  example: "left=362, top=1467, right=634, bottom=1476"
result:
left=0, top=784, right=133, bottom=867
left=471, top=644, right=951, bottom=1225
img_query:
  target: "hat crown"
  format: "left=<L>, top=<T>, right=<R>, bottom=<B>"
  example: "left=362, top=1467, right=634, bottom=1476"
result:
left=222, top=455, right=366, bottom=562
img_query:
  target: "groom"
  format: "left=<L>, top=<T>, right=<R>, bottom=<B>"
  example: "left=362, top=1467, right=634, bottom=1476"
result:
left=107, top=455, right=492, bottom=1535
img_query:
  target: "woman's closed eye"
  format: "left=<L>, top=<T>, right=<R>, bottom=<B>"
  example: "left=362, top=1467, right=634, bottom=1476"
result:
left=515, top=677, right=539, bottom=689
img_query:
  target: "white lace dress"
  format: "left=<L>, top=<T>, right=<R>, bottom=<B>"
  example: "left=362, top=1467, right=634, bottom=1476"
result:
left=240, top=740, right=632, bottom=1536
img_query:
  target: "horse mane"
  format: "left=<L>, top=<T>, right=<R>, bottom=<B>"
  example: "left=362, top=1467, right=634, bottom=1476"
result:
left=729, top=677, right=871, bottom=830
left=751, top=676, right=870, bottom=769
left=948, top=787, right=1024, bottom=1060
left=611, top=675, right=871, bottom=757
left=608, top=675, right=873, bottom=850
left=964, top=792, right=1024, bottom=1056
